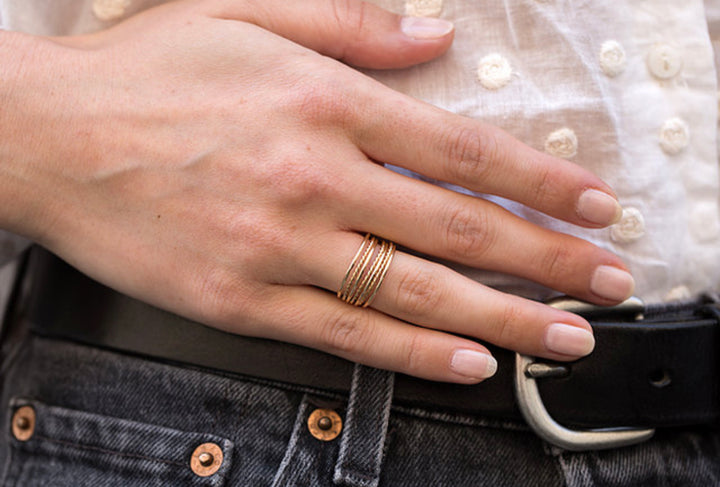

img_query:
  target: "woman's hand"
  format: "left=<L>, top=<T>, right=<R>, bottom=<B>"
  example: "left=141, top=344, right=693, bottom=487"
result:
left=0, top=0, right=633, bottom=383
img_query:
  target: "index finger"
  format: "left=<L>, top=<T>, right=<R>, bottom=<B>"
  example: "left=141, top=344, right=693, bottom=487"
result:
left=351, top=84, right=622, bottom=228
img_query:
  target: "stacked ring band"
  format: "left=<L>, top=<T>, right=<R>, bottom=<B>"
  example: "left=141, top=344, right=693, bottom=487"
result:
left=337, top=233, right=397, bottom=308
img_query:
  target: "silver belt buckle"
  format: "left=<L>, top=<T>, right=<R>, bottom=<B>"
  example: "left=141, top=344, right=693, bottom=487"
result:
left=514, top=297, right=655, bottom=451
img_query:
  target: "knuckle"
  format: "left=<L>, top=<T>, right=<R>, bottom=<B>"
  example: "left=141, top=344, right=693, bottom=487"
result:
left=262, top=153, right=336, bottom=207
left=443, top=205, right=496, bottom=260
left=321, top=308, right=370, bottom=355
left=330, top=0, right=369, bottom=40
left=528, top=165, right=558, bottom=208
left=492, top=302, right=525, bottom=345
left=442, top=125, right=501, bottom=185
left=284, top=77, right=352, bottom=127
left=539, top=243, right=574, bottom=280
left=217, top=206, right=292, bottom=262
left=195, top=267, right=254, bottom=325
left=402, top=332, right=428, bottom=374
left=394, top=266, right=443, bottom=318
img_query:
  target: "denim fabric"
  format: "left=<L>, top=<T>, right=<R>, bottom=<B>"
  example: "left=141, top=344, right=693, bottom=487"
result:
left=4, top=398, right=233, bottom=486
left=334, top=365, right=394, bottom=487
left=2, top=333, right=720, bottom=486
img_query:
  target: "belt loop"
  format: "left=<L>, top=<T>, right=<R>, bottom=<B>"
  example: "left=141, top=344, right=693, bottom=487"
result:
left=333, top=364, right=394, bottom=487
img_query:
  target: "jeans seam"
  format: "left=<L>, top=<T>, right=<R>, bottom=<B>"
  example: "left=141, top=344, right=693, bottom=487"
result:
left=25, top=434, right=188, bottom=468
left=390, top=404, right=530, bottom=431
left=270, top=397, right=310, bottom=487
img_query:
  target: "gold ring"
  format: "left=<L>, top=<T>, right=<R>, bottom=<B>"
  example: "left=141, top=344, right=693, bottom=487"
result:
left=337, top=234, right=396, bottom=308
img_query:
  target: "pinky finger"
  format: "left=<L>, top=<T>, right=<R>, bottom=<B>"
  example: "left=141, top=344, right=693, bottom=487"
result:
left=255, top=285, right=498, bottom=384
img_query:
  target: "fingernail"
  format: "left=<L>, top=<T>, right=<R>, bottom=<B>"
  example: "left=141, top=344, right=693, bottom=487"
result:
left=400, top=17, right=454, bottom=40
left=577, top=189, right=623, bottom=226
left=590, top=265, right=635, bottom=301
left=450, top=349, right=497, bottom=379
left=544, top=323, right=595, bottom=356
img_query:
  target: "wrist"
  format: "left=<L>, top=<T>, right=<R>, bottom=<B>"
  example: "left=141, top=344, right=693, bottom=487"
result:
left=0, top=30, right=69, bottom=243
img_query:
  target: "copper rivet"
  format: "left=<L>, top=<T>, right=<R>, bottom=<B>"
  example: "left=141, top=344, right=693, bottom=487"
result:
left=317, top=416, right=332, bottom=431
left=308, top=408, right=342, bottom=441
left=190, top=443, right=223, bottom=477
left=198, top=452, right=214, bottom=467
left=12, top=406, right=36, bottom=442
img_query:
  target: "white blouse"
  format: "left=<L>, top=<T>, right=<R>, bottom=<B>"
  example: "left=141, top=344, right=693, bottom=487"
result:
left=1, top=0, right=719, bottom=304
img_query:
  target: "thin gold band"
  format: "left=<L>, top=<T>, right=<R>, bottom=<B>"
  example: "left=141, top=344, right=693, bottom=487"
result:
left=337, top=234, right=396, bottom=308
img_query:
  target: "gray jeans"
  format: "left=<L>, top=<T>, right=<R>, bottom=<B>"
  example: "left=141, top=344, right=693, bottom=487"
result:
left=1, top=332, right=720, bottom=486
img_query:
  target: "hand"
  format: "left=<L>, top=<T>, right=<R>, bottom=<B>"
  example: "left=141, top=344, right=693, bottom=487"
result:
left=0, top=0, right=633, bottom=383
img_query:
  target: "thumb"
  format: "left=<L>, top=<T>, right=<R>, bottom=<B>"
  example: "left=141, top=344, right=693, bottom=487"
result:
left=207, top=0, right=455, bottom=69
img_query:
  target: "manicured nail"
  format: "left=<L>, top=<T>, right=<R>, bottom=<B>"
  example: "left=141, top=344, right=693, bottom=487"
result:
left=400, top=17, right=454, bottom=40
left=577, top=189, right=622, bottom=226
left=590, top=265, right=635, bottom=301
left=544, top=323, right=595, bottom=356
left=450, top=349, right=497, bottom=379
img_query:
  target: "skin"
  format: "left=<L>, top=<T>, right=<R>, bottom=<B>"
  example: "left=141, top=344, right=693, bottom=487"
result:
left=0, top=0, right=631, bottom=383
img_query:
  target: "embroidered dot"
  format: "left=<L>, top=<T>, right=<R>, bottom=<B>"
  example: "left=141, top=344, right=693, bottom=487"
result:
left=544, top=128, right=577, bottom=158
left=647, top=43, right=682, bottom=80
left=659, top=117, right=690, bottom=155
left=405, top=0, right=443, bottom=17
left=93, top=0, right=130, bottom=21
left=477, top=54, right=512, bottom=90
left=610, top=207, right=645, bottom=243
left=664, top=286, right=691, bottom=302
left=599, top=40, right=626, bottom=77
left=690, top=202, right=720, bottom=242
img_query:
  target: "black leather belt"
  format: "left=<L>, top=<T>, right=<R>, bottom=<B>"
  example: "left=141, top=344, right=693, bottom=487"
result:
left=15, top=248, right=720, bottom=435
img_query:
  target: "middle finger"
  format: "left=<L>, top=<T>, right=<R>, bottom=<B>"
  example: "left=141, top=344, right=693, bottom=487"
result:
left=337, top=159, right=634, bottom=305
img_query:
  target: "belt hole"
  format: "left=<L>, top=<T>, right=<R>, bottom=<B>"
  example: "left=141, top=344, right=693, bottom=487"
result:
left=648, top=369, right=672, bottom=388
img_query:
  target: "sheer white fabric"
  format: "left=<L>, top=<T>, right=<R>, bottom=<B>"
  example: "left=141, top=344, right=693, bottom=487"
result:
left=1, top=0, right=719, bottom=304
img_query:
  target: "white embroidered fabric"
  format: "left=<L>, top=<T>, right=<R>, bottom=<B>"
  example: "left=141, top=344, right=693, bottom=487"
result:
left=1, top=0, right=719, bottom=304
